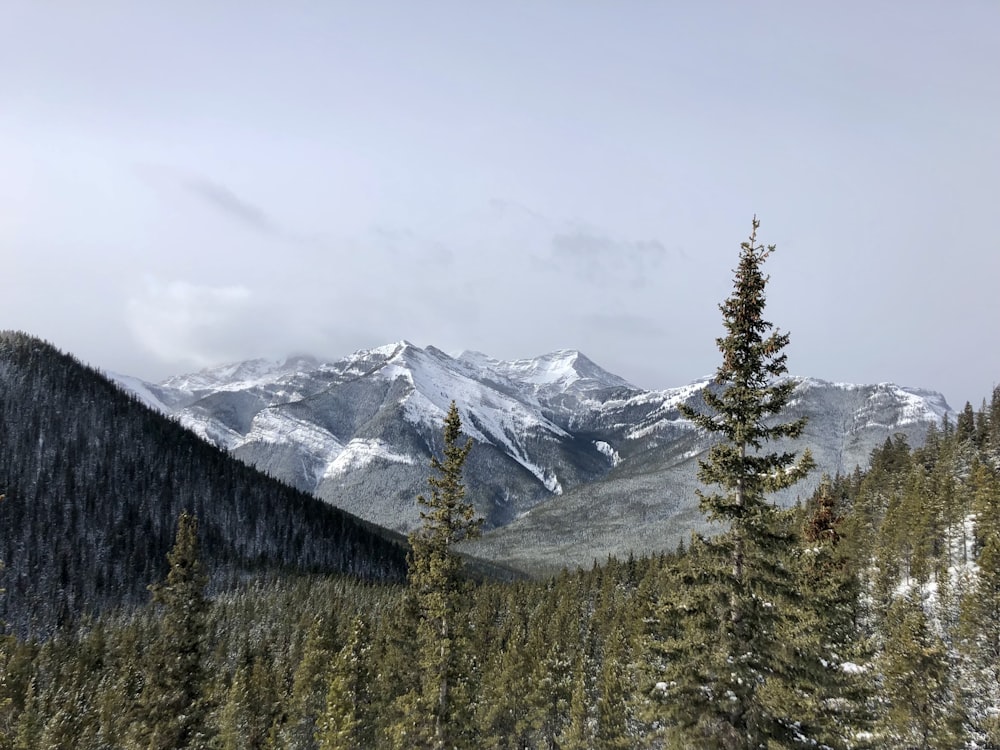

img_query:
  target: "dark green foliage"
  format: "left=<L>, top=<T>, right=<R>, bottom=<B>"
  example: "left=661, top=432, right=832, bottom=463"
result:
left=557, top=652, right=593, bottom=749
left=654, top=217, right=815, bottom=748
left=316, top=615, right=372, bottom=750
left=135, top=512, right=213, bottom=750
left=878, top=591, right=962, bottom=748
left=958, top=463, right=1000, bottom=744
left=402, top=401, right=482, bottom=749
left=782, top=477, right=872, bottom=747
left=595, top=618, right=632, bottom=749
left=216, top=649, right=282, bottom=750
left=280, top=615, right=338, bottom=749
left=956, top=402, right=976, bottom=444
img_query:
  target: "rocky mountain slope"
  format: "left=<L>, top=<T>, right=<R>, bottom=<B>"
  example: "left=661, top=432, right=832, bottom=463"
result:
left=118, top=343, right=953, bottom=572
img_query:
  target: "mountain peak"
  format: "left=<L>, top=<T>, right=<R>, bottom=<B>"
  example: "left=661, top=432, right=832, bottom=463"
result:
left=367, top=340, right=416, bottom=359
left=494, top=349, right=635, bottom=392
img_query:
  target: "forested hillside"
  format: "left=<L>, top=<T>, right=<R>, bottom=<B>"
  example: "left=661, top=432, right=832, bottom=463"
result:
left=3, top=388, right=997, bottom=749
left=0, top=331, right=408, bottom=635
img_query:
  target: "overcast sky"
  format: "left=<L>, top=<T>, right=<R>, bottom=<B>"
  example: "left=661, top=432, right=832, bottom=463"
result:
left=2, top=2, right=998, bottom=408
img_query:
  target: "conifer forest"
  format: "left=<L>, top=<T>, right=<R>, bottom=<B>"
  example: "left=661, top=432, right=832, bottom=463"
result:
left=4, top=220, right=1000, bottom=749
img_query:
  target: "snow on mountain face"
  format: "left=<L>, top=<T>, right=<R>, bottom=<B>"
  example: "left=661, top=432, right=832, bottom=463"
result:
left=376, top=342, right=569, bottom=442
left=323, top=438, right=417, bottom=479
left=472, top=349, right=632, bottom=394
left=161, top=355, right=322, bottom=394
left=122, top=344, right=954, bottom=544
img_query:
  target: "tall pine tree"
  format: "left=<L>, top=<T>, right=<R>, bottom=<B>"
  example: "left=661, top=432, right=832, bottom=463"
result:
left=653, top=217, right=815, bottom=748
left=400, top=401, right=482, bottom=749
left=134, top=511, right=212, bottom=750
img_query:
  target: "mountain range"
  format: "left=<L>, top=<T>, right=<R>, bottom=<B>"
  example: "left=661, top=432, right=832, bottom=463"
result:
left=116, top=341, right=953, bottom=573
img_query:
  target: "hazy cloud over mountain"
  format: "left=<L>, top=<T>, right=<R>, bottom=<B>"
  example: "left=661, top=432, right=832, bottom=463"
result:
left=549, top=231, right=668, bottom=287
left=3, top=3, right=998, bottom=405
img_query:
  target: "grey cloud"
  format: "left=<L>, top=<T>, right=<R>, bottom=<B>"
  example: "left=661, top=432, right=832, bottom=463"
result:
left=578, top=312, right=666, bottom=338
left=487, top=198, right=549, bottom=224
left=180, top=175, right=332, bottom=250
left=370, top=225, right=455, bottom=265
left=548, top=231, right=669, bottom=287
left=184, top=178, right=279, bottom=236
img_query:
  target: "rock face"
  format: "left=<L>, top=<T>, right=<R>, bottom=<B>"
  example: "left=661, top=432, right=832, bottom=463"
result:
left=118, top=343, right=953, bottom=572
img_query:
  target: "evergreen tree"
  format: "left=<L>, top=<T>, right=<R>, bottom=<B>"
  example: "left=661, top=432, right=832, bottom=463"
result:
left=653, top=217, right=815, bottom=748
left=987, top=386, right=1000, bottom=467
left=11, top=677, right=41, bottom=750
left=316, top=615, right=371, bottom=750
left=216, top=649, right=281, bottom=750
left=777, top=477, right=872, bottom=748
left=134, top=511, right=212, bottom=750
left=595, top=618, right=631, bottom=749
left=557, top=652, right=593, bottom=750
left=522, top=580, right=579, bottom=745
left=957, top=402, right=976, bottom=444
left=402, top=401, right=482, bottom=749
left=473, top=589, right=533, bottom=749
left=281, top=616, right=338, bottom=749
left=878, top=591, right=962, bottom=748
left=958, top=473, right=1000, bottom=745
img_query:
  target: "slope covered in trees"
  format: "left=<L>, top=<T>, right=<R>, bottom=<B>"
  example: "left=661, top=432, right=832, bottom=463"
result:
left=0, top=331, right=407, bottom=635
left=3, top=404, right=999, bottom=750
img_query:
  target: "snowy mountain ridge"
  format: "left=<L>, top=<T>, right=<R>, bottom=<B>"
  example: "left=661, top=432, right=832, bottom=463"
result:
left=116, top=342, right=954, bottom=571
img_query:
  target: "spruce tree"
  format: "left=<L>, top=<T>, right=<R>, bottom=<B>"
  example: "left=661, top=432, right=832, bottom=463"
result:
left=557, top=652, right=593, bottom=750
left=216, top=649, right=280, bottom=750
left=316, top=615, right=371, bottom=750
left=878, top=591, right=962, bottom=748
left=780, top=477, right=872, bottom=747
left=653, top=217, right=815, bottom=748
left=958, top=465, right=1000, bottom=744
left=402, top=401, right=482, bottom=749
left=595, top=617, right=632, bottom=749
left=987, top=386, right=1000, bottom=467
left=135, top=511, right=212, bottom=750
left=283, top=616, right=337, bottom=749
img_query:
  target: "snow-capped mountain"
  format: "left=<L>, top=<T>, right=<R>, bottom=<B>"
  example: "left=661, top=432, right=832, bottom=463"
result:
left=117, top=343, right=953, bottom=571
